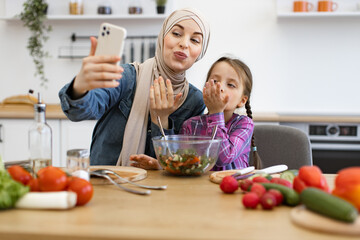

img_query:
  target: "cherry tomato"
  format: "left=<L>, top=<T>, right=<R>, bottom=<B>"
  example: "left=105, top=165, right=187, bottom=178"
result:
left=27, top=178, right=40, bottom=192
left=37, top=166, right=68, bottom=192
left=67, top=177, right=93, bottom=206
left=7, top=165, right=33, bottom=185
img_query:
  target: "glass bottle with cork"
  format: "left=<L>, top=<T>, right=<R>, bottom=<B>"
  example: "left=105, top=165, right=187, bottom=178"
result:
left=28, top=93, right=52, bottom=176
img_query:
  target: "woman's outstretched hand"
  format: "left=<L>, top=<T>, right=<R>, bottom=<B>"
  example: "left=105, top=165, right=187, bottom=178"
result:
left=203, top=79, right=229, bottom=114
left=130, top=154, right=162, bottom=170
left=71, top=36, right=124, bottom=99
left=149, top=76, right=182, bottom=129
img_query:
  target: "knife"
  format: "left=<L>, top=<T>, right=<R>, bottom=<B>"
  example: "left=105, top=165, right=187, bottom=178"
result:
left=140, top=40, right=144, bottom=63
left=232, top=164, right=288, bottom=178
left=130, top=41, right=134, bottom=62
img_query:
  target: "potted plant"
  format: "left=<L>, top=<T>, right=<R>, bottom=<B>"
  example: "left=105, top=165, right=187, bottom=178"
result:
left=156, top=0, right=167, bottom=14
left=19, top=0, right=52, bottom=88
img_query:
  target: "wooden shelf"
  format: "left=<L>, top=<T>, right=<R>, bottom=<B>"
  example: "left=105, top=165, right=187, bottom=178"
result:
left=277, top=12, right=360, bottom=18
left=0, top=14, right=167, bottom=21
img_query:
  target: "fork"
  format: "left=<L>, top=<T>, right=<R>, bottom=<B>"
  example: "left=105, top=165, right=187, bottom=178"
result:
left=90, top=170, right=151, bottom=195
left=92, top=169, right=167, bottom=190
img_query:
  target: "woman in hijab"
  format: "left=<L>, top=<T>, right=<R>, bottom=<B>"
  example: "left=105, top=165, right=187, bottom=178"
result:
left=59, top=8, right=210, bottom=169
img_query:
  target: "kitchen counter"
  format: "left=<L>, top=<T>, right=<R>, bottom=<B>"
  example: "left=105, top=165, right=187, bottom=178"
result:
left=0, top=104, right=66, bottom=119
left=1, top=104, right=360, bottom=122
left=0, top=172, right=353, bottom=240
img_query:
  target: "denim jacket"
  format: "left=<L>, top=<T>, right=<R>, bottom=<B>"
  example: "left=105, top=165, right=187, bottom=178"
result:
left=59, top=64, right=205, bottom=165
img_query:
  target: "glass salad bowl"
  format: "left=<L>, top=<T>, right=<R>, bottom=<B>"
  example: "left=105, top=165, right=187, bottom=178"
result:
left=152, top=135, right=222, bottom=176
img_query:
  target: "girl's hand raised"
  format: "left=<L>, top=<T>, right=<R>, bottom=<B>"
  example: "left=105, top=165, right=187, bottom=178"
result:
left=203, top=79, right=229, bottom=114
left=71, top=36, right=124, bottom=99
left=149, top=76, right=182, bottom=129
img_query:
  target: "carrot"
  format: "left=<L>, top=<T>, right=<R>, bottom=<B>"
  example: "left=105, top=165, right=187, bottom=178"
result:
left=183, top=157, right=200, bottom=166
left=165, top=166, right=180, bottom=175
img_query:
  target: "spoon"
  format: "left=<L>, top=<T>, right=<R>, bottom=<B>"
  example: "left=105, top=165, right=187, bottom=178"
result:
left=90, top=171, right=151, bottom=195
left=156, top=116, right=175, bottom=158
left=91, top=169, right=167, bottom=190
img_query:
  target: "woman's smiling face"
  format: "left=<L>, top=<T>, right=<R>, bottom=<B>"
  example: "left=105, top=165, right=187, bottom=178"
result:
left=163, top=19, right=203, bottom=73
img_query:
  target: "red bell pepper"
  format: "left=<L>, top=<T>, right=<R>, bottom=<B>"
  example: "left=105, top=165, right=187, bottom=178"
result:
left=332, top=167, right=360, bottom=211
left=293, top=166, right=329, bottom=193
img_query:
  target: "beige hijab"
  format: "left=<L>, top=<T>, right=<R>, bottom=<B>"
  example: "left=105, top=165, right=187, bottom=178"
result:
left=117, top=8, right=210, bottom=166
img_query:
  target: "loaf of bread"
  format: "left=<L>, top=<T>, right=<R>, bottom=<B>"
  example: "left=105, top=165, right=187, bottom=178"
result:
left=1, top=94, right=39, bottom=105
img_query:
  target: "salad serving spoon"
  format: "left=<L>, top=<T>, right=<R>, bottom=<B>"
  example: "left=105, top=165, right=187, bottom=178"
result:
left=206, top=125, right=218, bottom=156
left=90, top=170, right=151, bottom=195
left=156, top=116, right=175, bottom=158
left=91, top=169, right=167, bottom=190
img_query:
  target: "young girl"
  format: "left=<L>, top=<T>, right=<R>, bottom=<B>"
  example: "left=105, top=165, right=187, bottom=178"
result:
left=180, top=56, right=262, bottom=170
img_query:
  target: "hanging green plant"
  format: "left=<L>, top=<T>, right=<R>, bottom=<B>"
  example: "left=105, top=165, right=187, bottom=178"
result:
left=19, top=0, right=52, bottom=88
left=156, top=0, right=168, bottom=6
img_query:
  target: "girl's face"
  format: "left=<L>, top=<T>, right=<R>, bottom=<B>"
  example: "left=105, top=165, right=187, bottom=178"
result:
left=209, top=61, right=248, bottom=112
left=163, top=19, right=203, bottom=73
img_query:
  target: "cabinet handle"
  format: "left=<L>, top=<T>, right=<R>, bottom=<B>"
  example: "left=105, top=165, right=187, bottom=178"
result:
left=0, top=124, right=2, bottom=142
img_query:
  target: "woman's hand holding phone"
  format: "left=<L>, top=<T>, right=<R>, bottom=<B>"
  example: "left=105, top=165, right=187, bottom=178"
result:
left=72, top=23, right=127, bottom=99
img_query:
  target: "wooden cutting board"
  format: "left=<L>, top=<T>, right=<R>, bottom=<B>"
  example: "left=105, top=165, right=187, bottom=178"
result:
left=90, top=166, right=147, bottom=185
left=291, top=205, right=360, bottom=236
left=209, top=170, right=280, bottom=184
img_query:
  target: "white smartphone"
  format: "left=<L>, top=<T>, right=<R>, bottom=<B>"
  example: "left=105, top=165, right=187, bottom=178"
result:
left=94, top=23, right=127, bottom=62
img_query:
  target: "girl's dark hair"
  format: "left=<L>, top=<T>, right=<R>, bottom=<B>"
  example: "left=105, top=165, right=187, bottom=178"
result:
left=207, top=56, right=262, bottom=169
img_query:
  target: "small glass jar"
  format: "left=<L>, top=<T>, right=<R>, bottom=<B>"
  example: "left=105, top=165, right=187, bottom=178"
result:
left=69, top=0, right=84, bottom=15
left=67, top=149, right=90, bottom=181
left=128, top=0, right=143, bottom=14
left=98, top=1, right=112, bottom=15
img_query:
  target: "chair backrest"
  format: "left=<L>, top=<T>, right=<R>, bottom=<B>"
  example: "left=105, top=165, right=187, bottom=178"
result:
left=249, top=125, right=313, bottom=169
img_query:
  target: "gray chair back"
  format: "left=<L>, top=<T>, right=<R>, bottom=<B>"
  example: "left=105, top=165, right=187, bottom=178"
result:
left=249, top=125, right=312, bottom=169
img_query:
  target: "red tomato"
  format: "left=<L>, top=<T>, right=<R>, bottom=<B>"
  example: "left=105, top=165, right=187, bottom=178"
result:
left=298, top=166, right=323, bottom=188
left=293, top=176, right=307, bottom=193
left=37, top=166, right=68, bottom=192
left=7, top=165, right=33, bottom=185
left=67, top=177, right=94, bottom=206
left=27, top=178, right=40, bottom=192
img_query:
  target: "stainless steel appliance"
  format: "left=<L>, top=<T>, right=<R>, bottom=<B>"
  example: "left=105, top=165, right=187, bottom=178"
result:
left=280, top=122, right=360, bottom=173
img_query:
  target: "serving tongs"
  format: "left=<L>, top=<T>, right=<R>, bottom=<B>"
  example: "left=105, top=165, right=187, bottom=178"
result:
left=90, top=169, right=167, bottom=195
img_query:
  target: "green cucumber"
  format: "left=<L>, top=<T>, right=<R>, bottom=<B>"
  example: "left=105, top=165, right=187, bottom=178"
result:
left=280, top=169, right=298, bottom=182
left=300, top=187, right=358, bottom=223
left=260, top=183, right=300, bottom=206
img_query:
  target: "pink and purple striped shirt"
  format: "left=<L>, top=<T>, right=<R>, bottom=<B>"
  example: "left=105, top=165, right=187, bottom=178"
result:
left=180, top=112, right=253, bottom=171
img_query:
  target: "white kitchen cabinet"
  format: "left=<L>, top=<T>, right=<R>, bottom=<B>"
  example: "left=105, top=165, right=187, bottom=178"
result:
left=0, top=118, right=96, bottom=168
left=0, top=119, right=60, bottom=166
left=59, top=120, right=96, bottom=167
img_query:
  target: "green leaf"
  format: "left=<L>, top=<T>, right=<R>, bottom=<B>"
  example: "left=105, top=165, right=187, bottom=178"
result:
left=19, top=0, right=52, bottom=89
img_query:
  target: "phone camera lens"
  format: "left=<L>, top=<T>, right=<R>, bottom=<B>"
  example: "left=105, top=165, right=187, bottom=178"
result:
left=102, top=32, right=105, bottom=36
left=103, top=26, right=106, bottom=31
left=107, top=31, right=110, bottom=35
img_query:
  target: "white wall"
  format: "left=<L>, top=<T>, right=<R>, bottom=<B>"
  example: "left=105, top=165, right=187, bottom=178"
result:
left=1, top=0, right=360, bottom=115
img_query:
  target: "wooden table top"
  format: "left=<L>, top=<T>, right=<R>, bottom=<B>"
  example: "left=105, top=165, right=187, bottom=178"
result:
left=0, top=172, right=354, bottom=240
